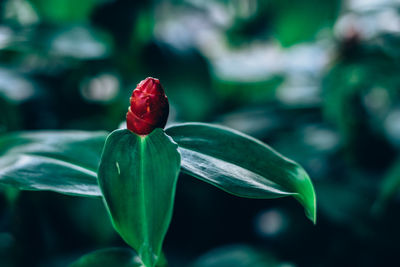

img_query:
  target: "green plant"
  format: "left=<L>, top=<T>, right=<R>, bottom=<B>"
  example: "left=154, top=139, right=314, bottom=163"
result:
left=0, top=78, right=316, bottom=267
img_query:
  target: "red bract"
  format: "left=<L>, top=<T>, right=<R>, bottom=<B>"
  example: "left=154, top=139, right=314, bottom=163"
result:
left=126, top=77, right=169, bottom=135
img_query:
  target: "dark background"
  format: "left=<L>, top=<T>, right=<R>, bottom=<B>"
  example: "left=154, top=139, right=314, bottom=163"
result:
left=1, top=0, right=400, bottom=266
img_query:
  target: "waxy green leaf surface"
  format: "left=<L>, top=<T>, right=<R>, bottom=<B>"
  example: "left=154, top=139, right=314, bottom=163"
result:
left=0, top=124, right=316, bottom=225
left=69, top=248, right=143, bottom=267
left=98, top=129, right=180, bottom=267
left=0, top=131, right=106, bottom=197
left=166, top=123, right=316, bottom=223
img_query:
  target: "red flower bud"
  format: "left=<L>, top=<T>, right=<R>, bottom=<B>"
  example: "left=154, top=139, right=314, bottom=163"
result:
left=126, top=77, right=169, bottom=135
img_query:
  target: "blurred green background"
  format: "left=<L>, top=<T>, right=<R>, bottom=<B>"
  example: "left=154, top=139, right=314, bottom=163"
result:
left=1, top=0, right=400, bottom=266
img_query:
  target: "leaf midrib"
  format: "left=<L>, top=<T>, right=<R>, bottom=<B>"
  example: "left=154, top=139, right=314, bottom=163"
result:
left=139, top=136, right=151, bottom=266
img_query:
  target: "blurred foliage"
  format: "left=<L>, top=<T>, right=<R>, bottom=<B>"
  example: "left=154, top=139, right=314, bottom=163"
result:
left=1, top=0, right=400, bottom=266
left=323, top=34, right=400, bottom=167
left=29, top=0, right=99, bottom=23
left=227, top=0, right=340, bottom=47
left=191, top=244, right=290, bottom=267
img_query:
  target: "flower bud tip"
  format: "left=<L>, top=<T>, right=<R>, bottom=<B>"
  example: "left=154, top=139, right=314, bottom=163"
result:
left=126, top=77, right=169, bottom=135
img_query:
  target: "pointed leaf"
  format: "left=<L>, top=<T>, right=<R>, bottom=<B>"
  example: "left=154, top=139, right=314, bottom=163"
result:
left=98, top=129, right=180, bottom=267
left=69, top=247, right=143, bottom=267
left=166, top=123, right=316, bottom=223
left=0, top=131, right=107, bottom=197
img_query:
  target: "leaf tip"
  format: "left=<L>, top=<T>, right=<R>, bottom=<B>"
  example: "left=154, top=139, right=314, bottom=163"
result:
left=294, top=167, right=317, bottom=225
left=309, top=193, right=317, bottom=225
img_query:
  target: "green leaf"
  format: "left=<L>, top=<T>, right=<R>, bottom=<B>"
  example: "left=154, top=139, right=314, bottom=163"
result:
left=69, top=247, right=143, bottom=267
left=166, top=123, right=316, bottom=223
left=0, top=131, right=107, bottom=197
left=98, top=129, right=181, bottom=267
